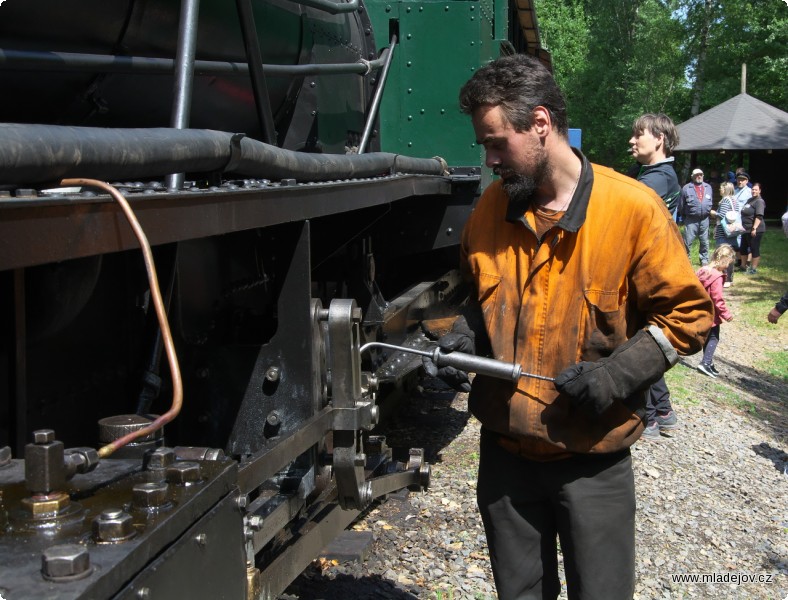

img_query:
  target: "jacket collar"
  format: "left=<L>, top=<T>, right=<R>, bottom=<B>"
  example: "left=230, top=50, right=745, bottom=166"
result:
left=639, top=156, right=675, bottom=171
left=505, top=147, right=592, bottom=233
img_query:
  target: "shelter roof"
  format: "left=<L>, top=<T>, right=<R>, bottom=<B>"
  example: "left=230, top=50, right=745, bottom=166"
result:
left=674, top=93, right=788, bottom=152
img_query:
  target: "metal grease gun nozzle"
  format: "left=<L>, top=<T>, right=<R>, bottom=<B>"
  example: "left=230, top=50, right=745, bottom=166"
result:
left=359, top=342, right=554, bottom=383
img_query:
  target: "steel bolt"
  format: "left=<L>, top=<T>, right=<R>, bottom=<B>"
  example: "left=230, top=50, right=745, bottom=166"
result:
left=265, top=366, right=280, bottom=382
left=147, top=447, right=176, bottom=470
left=165, top=461, right=201, bottom=484
left=265, top=412, right=281, bottom=427
left=41, top=544, right=91, bottom=580
left=92, top=509, right=135, bottom=543
left=33, top=429, right=55, bottom=444
left=132, top=481, right=170, bottom=509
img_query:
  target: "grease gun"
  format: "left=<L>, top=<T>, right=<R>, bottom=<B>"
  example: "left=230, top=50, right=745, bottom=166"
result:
left=359, top=342, right=555, bottom=383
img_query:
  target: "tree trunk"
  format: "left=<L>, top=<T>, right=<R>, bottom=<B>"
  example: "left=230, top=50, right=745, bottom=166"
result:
left=689, top=0, right=713, bottom=116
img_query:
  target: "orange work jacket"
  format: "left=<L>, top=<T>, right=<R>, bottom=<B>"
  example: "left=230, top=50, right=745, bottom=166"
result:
left=461, top=153, right=713, bottom=460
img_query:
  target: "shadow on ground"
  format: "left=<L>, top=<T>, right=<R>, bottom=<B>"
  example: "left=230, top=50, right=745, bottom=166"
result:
left=678, top=351, right=788, bottom=444
left=282, top=571, right=419, bottom=600
left=373, top=377, right=471, bottom=464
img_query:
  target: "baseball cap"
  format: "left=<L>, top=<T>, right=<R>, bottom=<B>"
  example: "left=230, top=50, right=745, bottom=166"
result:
left=691, top=168, right=703, bottom=176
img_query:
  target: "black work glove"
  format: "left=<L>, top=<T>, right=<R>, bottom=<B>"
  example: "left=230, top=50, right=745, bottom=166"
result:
left=422, top=316, right=475, bottom=392
left=554, top=327, right=676, bottom=417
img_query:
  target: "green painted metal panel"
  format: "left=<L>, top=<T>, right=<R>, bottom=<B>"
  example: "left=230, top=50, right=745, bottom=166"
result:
left=365, top=0, right=508, bottom=166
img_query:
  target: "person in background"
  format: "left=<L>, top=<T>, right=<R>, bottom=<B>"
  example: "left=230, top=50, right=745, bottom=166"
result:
left=696, top=245, right=736, bottom=378
left=767, top=291, right=788, bottom=323
left=425, top=53, right=713, bottom=600
left=627, top=113, right=681, bottom=219
left=627, top=113, right=682, bottom=440
left=738, top=181, right=766, bottom=274
left=710, top=181, right=741, bottom=287
left=732, top=171, right=752, bottom=221
left=678, top=168, right=713, bottom=265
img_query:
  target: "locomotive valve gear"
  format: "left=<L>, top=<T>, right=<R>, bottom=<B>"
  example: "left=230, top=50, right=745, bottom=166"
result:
left=554, top=326, right=680, bottom=417
left=421, top=315, right=475, bottom=392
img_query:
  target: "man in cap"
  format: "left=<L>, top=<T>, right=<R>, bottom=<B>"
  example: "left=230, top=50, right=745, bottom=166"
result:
left=678, top=168, right=714, bottom=265
left=734, top=170, right=753, bottom=204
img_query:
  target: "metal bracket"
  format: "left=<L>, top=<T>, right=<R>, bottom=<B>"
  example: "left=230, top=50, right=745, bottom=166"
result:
left=326, top=299, right=375, bottom=510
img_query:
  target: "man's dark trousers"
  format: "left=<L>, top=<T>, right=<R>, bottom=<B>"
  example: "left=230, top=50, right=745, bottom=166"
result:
left=476, top=429, right=636, bottom=600
left=646, top=377, right=672, bottom=424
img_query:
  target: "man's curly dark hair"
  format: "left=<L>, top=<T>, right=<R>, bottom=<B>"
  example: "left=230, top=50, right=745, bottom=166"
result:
left=459, top=54, right=569, bottom=137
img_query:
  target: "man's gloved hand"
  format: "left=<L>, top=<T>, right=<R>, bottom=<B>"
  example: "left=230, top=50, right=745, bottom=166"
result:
left=554, top=327, right=676, bottom=417
left=422, top=316, right=475, bottom=392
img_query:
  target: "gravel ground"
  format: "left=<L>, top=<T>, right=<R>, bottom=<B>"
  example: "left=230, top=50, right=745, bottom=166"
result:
left=282, top=288, right=788, bottom=600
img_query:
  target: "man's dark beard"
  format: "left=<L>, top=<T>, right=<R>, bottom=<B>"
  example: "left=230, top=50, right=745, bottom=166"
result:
left=499, top=154, right=550, bottom=209
left=501, top=174, right=539, bottom=208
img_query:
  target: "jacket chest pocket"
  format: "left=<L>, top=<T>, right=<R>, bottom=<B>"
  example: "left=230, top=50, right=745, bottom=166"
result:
left=580, top=288, right=627, bottom=361
left=476, top=272, right=503, bottom=332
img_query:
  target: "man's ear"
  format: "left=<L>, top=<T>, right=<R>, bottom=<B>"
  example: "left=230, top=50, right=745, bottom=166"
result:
left=532, top=106, right=552, bottom=137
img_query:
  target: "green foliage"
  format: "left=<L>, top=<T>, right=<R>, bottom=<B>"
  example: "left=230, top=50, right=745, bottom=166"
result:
left=534, top=0, right=788, bottom=170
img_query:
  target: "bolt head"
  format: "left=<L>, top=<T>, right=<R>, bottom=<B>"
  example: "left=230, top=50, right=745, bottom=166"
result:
left=33, top=429, right=55, bottom=444
left=264, top=366, right=280, bottom=382
left=41, top=544, right=91, bottom=579
left=132, top=481, right=170, bottom=508
left=165, top=461, right=201, bottom=484
left=93, top=509, right=135, bottom=542
left=147, top=447, right=176, bottom=470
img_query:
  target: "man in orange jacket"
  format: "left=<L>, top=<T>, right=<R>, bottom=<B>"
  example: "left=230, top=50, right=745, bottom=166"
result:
left=427, top=55, right=713, bottom=599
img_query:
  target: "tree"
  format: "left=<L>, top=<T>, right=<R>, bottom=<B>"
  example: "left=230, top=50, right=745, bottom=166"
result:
left=537, top=0, right=685, bottom=169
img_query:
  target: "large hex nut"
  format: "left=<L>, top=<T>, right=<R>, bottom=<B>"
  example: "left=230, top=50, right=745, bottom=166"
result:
left=165, top=461, right=201, bottom=484
left=41, top=544, right=92, bottom=580
left=92, top=509, right=136, bottom=543
left=132, top=482, right=170, bottom=509
left=21, top=491, right=70, bottom=517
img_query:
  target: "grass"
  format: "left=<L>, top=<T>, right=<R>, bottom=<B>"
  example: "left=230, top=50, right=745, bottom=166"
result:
left=673, top=218, right=787, bottom=426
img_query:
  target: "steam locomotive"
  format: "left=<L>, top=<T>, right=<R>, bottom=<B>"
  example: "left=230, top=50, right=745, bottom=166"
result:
left=0, top=1, right=547, bottom=598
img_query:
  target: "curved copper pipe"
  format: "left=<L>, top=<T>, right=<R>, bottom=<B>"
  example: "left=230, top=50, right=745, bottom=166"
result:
left=60, top=178, right=183, bottom=458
